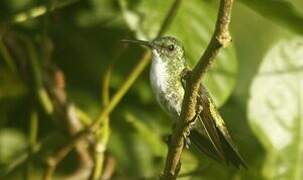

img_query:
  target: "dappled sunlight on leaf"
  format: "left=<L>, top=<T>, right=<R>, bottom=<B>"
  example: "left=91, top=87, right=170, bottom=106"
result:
left=248, top=36, right=303, bottom=179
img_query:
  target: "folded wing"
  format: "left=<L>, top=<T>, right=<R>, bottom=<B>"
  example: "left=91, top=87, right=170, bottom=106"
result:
left=189, top=85, right=247, bottom=169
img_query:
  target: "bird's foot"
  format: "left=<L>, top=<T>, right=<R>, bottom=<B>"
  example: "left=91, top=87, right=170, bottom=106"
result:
left=195, top=104, right=203, bottom=118
left=186, top=104, right=202, bottom=128
left=183, top=134, right=191, bottom=149
left=181, top=68, right=191, bottom=89
left=183, top=120, right=196, bottom=149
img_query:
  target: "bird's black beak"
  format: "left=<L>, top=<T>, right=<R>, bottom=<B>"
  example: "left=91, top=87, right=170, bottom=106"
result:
left=121, top=39, right=152, bottom=48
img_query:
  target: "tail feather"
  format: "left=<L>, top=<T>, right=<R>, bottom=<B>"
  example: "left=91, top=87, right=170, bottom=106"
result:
left=218, top=130, right=248, bottom=169
left=190, top=128, right=247, bottom=169
left=189, top=130, right=221, bottom=161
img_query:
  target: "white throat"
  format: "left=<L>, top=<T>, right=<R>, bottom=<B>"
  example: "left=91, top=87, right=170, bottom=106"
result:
left=150, top=50, right=169, bottom=94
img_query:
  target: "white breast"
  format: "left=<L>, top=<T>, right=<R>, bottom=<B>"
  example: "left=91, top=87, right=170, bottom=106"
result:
left=150, top=50, right=183, bottom=115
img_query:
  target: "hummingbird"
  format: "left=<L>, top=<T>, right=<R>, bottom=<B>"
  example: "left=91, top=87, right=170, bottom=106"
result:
left=123, top=36, right=247, bottom=168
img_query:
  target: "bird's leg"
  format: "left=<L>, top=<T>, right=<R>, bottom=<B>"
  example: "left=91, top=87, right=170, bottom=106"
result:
left=180, top=67, right=191, bottom=90
left=183, top=99, right=203, bottom=148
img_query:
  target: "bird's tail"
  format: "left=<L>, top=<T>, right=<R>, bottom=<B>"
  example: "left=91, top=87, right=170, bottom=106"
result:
left=189, top=129, right=248, bottom=169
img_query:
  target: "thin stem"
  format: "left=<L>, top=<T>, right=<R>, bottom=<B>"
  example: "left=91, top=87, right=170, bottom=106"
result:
left=24, top=39, right=54, bottom=114
left=161, top=0, right=234, bottom=179
left=89, top=66, right=112, bottom=180
left=100, top=156, right=116, bottom=180
left=9, top=0, right=81, bottom=24
left=29, top=110, right=38, bottom=148
left=94, top=51, right=151, bottom=127
left=24, top=109, right=39, bottom=180
left=0, top=39, right=17, bottom=73
left=101, top=66, right=111, bottom=106
left=42, top=164, right=55, bottom=180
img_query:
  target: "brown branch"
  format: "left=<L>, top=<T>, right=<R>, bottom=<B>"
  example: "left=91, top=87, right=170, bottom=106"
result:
left=160, top=0, right=234, bottom=179
left=42, top=68, right=92, bottom=180
left=100, top=155, right=116, bottom=180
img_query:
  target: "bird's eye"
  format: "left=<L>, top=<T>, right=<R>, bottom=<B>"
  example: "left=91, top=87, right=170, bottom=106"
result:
left=167, top=44, right=175, bottom=51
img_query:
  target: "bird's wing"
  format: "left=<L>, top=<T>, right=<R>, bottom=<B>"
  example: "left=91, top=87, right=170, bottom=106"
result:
left=189, top=84, right=247, bottom=169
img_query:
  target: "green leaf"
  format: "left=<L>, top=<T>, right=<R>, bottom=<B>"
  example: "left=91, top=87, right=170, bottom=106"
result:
left=120, top=0, right=238, bottom=106
left=0, top=68, right=27, bottom=99
left=0, top=129, right=27, bottom=165
left=240, top=0, right=303, bottom=35
left=124, top=111, right=165, bottom=156
left=248, top=36, right=303, bottom=180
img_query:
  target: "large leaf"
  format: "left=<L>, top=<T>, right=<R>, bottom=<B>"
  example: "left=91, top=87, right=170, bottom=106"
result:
left=248, top=36, right=303, bottom=180
left=120, top=0, right=238, bottom=106
left=240, top=0, right=303, bottom=35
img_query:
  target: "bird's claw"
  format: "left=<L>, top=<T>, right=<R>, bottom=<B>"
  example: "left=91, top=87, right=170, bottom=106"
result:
left=196, top=104, right=203, bottom=116
left=181, top=68, right=191, bottom=89
left=187, top=104, right=202, bottom=126
left=183, top=134, right=191, bottom=149
left=183, top=120, right=196, bottom=149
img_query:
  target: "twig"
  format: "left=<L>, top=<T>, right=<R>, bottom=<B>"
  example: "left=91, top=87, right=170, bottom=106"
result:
left=24, top=38, right=54, bottom=114
left=101, top=155, right=116, bottom=180
left=24, top=109, right=39, bottom=180
left=160, top=0, right=234, bottom=179
left=0, top=39, right=17, bottom=73
left=8, top=0, right=82, bottom=24
left=42, top=164, right=55, bottom=180
left=89, top=66, right=112, bottom=180
left=43, top=0, right=181, bottom=178
left=43, top=68, right=92, bottom=180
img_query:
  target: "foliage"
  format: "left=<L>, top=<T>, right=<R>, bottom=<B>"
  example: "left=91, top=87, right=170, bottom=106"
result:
left=0, top=0, right=302, bottom=179
left=249, top=36, right=303, bottom=180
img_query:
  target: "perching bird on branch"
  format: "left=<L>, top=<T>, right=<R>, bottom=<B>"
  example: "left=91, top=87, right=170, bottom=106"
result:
left=123, top=36, right=247, bottom=169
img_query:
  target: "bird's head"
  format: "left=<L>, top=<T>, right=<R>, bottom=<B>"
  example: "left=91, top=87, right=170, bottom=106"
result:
left=123, top=36, right=185, bottom=65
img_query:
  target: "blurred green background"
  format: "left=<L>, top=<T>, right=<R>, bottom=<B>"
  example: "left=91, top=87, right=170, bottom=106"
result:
left=1, top=0, right=303, bottom=179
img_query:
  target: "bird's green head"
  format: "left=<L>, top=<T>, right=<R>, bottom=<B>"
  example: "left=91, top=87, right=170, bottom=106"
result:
left=150, top=36, right=185, bottom=63
left=123, top=36, right=185, bottom=64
